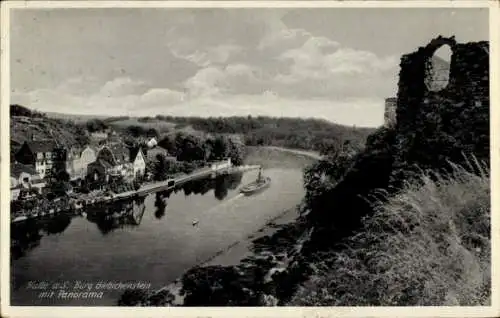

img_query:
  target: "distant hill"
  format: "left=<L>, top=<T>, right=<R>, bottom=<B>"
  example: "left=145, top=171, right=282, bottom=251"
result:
left=44, top=111, right=110, bottom=124
left=10, top=105, right=376, bottom=157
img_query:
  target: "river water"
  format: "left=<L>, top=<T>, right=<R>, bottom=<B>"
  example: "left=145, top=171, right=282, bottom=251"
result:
left=10, top=165, right=306, bottom=306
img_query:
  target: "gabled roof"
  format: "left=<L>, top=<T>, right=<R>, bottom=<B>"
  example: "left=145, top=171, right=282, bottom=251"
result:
left=99, top=143, right=130, bottom=165
left=24, top=140, right=57, bottom=153
left=11, top=162, right=37, bottom=177
left=90, top=159, right=113, bottom=170
left=129, top=147, right=145, bottom=163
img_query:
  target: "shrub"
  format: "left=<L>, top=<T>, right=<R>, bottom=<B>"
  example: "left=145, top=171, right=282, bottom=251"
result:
left=291, top=158, right=490, bottom=306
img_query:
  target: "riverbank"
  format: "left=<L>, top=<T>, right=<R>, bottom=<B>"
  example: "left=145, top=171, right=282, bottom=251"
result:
left=135, top=203, right=304, bottom=306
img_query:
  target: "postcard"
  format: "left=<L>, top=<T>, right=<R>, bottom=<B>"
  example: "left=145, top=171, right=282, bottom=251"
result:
left=1, top=1, right=499, bottom=318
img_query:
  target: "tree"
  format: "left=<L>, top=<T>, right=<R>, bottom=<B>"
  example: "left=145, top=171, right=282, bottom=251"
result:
left=158, top=135, right=176, bottom=156
left=153, top=154, right=168, bottom=181
left=210, top=135, right=228, bottom=161
left=226, top=136, right=245, bottom=166
left=181, top=266, right=256, bottom=306
left=46, top=147, right=70, bottom=198
left=176, top=133, right=206, bottom=162
left=117, top=288, right=148, bottom=306
left=75, top=125, right=90, bottom=146
left=146, top=128, right=159, bottom=139
left=126, top=125, right=146, bottom=138
left=85, top=119, right=108, bottom=133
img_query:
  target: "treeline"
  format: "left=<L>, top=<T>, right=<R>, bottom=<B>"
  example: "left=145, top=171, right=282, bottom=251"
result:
left=154, top=115, right=374, bottom=154
left=10, top=104, right=46, bottom=118
left=157, top=132, right=245, bottom=165
left=148, top=133, right=246, bottom=181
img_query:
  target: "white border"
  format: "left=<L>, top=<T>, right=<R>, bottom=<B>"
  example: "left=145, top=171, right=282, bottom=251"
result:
left=1, top=1, right=499, bottom=318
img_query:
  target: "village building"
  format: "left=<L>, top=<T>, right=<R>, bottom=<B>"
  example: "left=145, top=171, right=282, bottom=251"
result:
left=146, top=137, right=158, bottom=148
left=87, top=159, right=114, bottom=185
left=66, top=145, right=97, bottom=180
left=65, top=145, right=82, bottom=180
left=87, top=143, right=135, bottom=183
left=14, top=140, right=57, bottom=179
left=90, top=128, right=110, bottom=141
left=129, top=147, right=146, bottom=179
left=144, top=146, right=175, bottom=165
left=10, top=163, right=47, bottom=200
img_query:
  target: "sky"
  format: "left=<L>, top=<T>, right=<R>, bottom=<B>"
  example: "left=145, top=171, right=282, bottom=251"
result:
left=10, top=7, right=489, bottom=127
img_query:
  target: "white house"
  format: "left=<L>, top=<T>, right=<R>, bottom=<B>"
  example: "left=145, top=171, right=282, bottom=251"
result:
left=131, top=148, right=146, bottom=178
left=78, top=146, right=98, bottom=178
left=146, top=137, right=158, bottom=148
left=210, top=158, right=232, bottom=171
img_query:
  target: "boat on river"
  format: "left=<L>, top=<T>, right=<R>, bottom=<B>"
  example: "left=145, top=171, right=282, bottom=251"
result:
left=240, top=168, right=271, bottom=196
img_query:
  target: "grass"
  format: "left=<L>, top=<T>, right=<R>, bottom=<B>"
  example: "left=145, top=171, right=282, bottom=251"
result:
left=290, top=157, right=491, bottom=306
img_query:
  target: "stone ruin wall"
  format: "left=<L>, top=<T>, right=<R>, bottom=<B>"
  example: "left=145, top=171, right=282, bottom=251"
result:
left=390, top=36, right=489, bottom=185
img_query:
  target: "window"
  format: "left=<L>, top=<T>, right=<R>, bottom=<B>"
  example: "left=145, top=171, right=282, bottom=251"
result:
left=23, top=177, right=29, bottom=183
left=425, top=45, right=452, bottom=92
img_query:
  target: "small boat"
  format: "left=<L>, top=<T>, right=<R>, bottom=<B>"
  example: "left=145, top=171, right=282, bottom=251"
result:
left=240, top=168, right=271, bottom=196
left=12, top=215, right=28, bottom=223
left=192, top=219, right=199, bottom=226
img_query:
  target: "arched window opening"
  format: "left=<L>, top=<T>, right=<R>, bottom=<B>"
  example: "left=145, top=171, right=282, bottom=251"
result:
left=425, top=45, right=452, bottom=92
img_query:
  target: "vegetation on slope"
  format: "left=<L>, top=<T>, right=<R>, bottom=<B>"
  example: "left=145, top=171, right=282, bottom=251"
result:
left=291, top=159, right=490, bottom=306
left=147, top=115, right=373, bottom=153
left=10, top=105, right=89, bottom=157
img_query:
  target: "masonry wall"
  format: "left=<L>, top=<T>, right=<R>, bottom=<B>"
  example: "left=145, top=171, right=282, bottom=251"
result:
left=384, top=97, right=397, bottom=126
left=390, top=36, right=489, bottom=186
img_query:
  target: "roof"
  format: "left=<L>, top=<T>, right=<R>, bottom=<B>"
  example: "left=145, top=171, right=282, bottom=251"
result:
left=25, top=140, right=57, bottom=153
left=11, top=163, right=37, bottom=177
left=90, top=159, right=113, bottom=170
left=100, top=143, right=130, bottom=165
left=129, top=147, right=145, bottom=162
left=68, top=146, right=82, bottom=158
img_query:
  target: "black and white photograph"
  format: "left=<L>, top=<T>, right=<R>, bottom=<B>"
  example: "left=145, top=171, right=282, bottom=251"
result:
left=1, top=1, right=498, bottom=316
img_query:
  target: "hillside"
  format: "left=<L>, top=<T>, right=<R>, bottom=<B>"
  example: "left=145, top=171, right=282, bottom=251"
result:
left=164, top=116, right=375, bottom=151
left=10, top=105, right=85, bottom=156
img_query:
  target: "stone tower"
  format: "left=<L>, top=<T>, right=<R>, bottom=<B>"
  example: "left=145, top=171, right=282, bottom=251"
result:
left=384, top=97, right=397, bottom=126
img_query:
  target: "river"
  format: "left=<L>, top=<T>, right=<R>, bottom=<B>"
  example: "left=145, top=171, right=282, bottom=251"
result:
left=10, top=152, right=310, bottom=306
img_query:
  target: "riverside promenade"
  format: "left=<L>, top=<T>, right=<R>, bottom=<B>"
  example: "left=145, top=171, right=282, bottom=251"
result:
left=107, top=164, right=261, bottom=202
left=11, top=164, right=261, bottom=223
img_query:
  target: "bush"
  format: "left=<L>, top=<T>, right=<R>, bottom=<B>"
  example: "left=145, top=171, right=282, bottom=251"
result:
left=291, top=158, right=490, bottom=306
left=117, top=288, right=148, bottom=306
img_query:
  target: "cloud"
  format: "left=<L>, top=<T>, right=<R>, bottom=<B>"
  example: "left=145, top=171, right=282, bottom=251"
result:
left=12, top=77, right=186, bottom=116
left=11, top=10, right=402, bottom=127
left=169, top=42, right=243, bottom=67
left=99, top=77, right=149, bottom=97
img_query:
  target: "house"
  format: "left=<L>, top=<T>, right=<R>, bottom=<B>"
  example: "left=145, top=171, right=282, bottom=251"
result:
left=90, top=129, right=110, bottom=140
left=129, top=147, right=146, bottom=179
left=93, top=143, right=134, bottom=179
left=146, top=137, right=158, bottom=148
left=87, top=159, right=114, bottom=186
left=10, top=163, right=38, bottom=201
left=144, top=146, right=175, bottom=165
left=209, top=158, right=232, bottom=171
left=15, top=140, right=57, bottom=179
left=11, top=162, right=38, bottom=188
left=65, top=145, right=82, bottom=180
left=66, top=145, right=97, bottom=180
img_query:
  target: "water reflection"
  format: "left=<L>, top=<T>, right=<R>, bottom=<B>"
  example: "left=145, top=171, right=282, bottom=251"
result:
left=86, top=196, right=147, bottom=235
left=11, top=173, right=244, bottom=260
left=11, top=213, right=74, bottom=260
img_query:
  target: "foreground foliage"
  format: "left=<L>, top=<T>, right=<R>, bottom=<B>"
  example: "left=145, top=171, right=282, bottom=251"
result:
left=291, top=160, right=490, bottom=306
